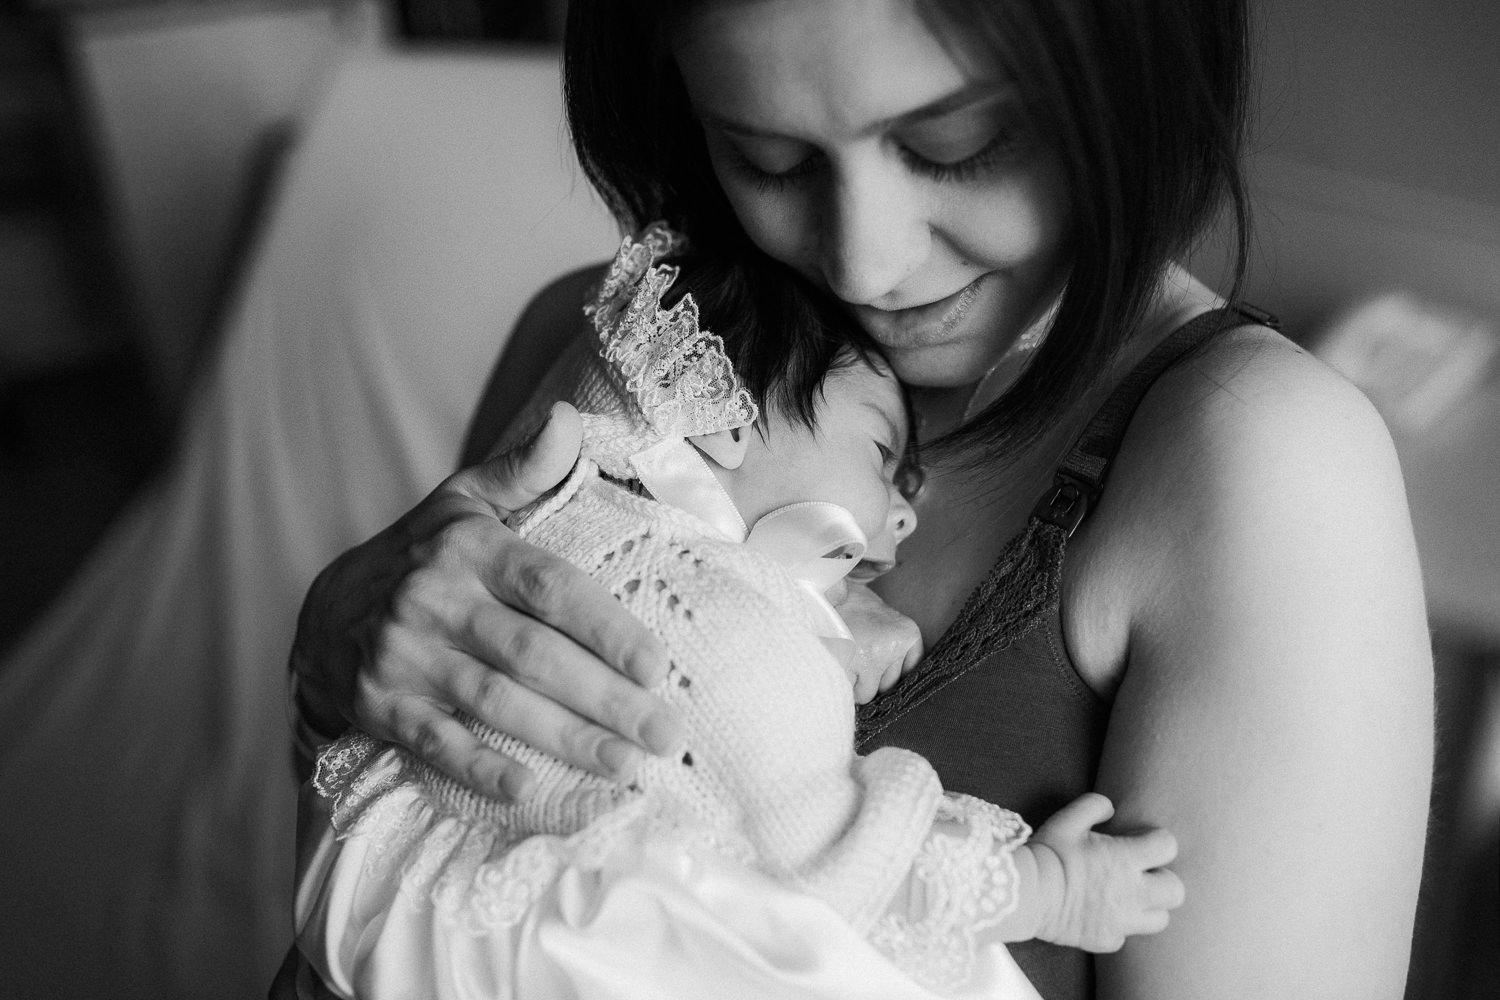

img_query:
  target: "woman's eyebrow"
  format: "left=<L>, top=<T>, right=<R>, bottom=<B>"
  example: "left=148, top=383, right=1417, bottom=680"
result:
left=887, top=82, right=1015, bottom=131
left=697, top=81, right=1015, bottom=140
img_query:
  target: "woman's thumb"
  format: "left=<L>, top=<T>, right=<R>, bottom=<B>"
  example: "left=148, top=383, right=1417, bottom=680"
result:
left=464, top=402, right=583, bottom=514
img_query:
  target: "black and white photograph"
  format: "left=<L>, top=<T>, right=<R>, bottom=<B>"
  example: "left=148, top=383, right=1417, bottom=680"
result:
left=1, top=1, right=1495, bottom=998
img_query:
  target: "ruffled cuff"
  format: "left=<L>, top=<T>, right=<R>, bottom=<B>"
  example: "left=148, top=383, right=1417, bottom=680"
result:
left=867, top=793, right=1032, bottom=994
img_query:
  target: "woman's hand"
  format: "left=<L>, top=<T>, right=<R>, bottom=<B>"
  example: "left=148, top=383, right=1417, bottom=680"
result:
left=835, top=580, right=924, bottom=704
left=290, top=403, right=684, bottom=800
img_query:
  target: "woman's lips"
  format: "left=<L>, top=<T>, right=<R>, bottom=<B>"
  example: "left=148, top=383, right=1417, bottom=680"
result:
left=852, top=275, right=986, bottom=346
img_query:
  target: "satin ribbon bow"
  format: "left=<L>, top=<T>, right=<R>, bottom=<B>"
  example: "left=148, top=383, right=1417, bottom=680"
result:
left=744, top=502, right=868, bottom=669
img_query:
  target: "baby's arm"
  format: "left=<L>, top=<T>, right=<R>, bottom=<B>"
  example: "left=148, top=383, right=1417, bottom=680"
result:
left=871, top=791, right=1181, bottom=992
left=995, top=793, right=1183, bottom=951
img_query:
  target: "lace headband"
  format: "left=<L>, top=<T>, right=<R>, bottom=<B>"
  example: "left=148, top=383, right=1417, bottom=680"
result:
left=582, top=222, right=759, bottom=445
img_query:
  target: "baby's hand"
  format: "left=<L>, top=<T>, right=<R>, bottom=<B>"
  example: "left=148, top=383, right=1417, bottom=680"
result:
left=1030, top=793, right=1184, bottom=953
left=833, top=581, right=923, bottom=703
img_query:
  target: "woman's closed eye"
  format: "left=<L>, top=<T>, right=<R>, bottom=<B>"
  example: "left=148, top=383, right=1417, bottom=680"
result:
left=897, top=127, right=1026, bottom=183
left=729, top=148, right=823, bottom=193
left=705, top=130, right=822, bottom=191
left=714, top=127, right=1027, bottom=194
left=895, top=100, right=1033, bottom=182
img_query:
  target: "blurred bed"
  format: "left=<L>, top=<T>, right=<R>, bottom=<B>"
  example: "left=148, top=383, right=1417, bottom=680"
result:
left=0, top=49, right=615, bottom=998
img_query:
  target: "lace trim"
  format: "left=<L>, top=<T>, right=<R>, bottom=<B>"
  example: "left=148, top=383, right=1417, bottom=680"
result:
left=869, top=793, right=1031, bottom=993
left=584, top=222, right=758, bottom=440
left=312, top=733, right=757, bottom=935
left=856, top=518, right=1067, bottom=745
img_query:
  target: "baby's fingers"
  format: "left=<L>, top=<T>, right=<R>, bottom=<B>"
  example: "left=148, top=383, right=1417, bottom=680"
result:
left=1129, top=908, right=1172, bottom=938
left=1127, top=826, right=1180, bottom=870
left=1144, top=867, right=1187, bottom=912
left=1121, top=870, right=1185, bottom=939
left=1037, top=791, right=1115, bottom=841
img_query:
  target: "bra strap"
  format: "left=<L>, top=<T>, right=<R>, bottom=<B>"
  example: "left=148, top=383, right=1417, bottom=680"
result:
left=1033, top=304, right=1279, bottom=536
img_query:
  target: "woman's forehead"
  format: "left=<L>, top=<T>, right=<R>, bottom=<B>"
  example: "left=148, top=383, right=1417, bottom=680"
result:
left=671, top=0, right=988, bottom=140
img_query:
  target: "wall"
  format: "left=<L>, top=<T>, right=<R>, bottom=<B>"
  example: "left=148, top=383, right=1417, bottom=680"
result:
left=1193, top=0, right=1500, bottom=331
left=65, top=0, right=384, bottom=404
left=1253, top=0, right=1500, bottom=209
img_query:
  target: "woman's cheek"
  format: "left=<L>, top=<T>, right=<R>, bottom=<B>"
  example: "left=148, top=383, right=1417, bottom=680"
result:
left=950, top=166, right=1070, bottom=271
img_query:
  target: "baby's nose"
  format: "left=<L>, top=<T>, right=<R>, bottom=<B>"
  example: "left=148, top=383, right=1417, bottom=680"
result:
left=889, top=490, right=918, bottom=543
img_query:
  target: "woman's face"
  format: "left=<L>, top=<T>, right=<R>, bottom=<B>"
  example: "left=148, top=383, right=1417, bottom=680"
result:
left=671, top=0, right=1072, bottom=389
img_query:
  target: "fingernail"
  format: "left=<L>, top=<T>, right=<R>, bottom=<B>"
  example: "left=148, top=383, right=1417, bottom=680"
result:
left=639, top=708, right=686, bottom=757
left=633, top=645, right=672, bottom=687
left=597, top=738, right=641, bottom=781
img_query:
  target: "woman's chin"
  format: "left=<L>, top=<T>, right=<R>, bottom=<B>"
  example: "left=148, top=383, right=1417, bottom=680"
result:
left=879, top=344, right=998, bottom=390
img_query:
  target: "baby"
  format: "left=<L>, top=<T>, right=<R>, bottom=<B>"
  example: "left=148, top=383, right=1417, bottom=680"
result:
left=292, top=225, right=1183, bottom=1000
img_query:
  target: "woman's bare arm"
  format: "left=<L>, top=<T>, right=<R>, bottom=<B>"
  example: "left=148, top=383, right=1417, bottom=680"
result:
left=1080, top=332, right=1433, bottom=1000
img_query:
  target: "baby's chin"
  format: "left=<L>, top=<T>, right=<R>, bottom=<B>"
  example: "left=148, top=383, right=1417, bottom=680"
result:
left=823, top=578, right=850, bottom=605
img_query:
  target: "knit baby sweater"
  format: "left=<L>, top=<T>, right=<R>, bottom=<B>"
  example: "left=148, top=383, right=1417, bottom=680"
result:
left=306, top=463, right=1033, bottom=994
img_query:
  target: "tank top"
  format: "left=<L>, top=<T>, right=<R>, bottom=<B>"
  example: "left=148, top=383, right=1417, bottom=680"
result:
left=856, top=304, right=1277, bottom=1000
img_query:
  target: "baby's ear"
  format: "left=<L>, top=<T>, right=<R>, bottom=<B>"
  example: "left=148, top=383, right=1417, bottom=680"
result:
left=688, top=425, right=750, bottom=470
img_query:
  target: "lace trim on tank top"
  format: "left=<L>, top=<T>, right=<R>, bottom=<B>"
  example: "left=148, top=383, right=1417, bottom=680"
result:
left=857, top=304, right=1278, bottom=747
left=856, top=518, right=1068, bottom=745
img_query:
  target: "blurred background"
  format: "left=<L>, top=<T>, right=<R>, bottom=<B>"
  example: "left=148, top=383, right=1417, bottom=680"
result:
left=0, top=0, right=1494, bottom=997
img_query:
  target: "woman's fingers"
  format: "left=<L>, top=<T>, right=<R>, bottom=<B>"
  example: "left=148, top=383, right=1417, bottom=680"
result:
left=379, top=692, right=540, bottom=800
left=479, top=540, right=673, bottom=690
left=456, top=598, right=684, bottom=760
left=361, top=526, right=681, bottom=782
left=459, top=404, right=673, bottom=690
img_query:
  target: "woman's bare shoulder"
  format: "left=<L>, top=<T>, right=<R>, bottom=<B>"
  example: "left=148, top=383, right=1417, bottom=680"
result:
left=1120, top=321, right=1421, bottom=592
left=1070, top=323, right=1427, bottom=691
left=1113, top=323, right=1405, bottom=535
left=461, top=263, right=608, bottom=466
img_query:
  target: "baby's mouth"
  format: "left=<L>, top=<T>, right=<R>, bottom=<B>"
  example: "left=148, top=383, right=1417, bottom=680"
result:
left=846, top=558, right=895, bottom=584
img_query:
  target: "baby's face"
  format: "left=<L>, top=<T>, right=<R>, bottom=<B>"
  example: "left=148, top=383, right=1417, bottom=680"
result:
left=729, top=355, right=917, bottom=571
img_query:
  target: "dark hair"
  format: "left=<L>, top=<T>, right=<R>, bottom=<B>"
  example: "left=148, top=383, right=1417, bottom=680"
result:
left=660, top=249, right=875, bottom=430
left=564, top=0, right=1252, bottom=458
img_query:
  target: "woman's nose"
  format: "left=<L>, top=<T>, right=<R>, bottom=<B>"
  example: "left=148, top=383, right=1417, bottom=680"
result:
left=819, top=164, right=926, bottom=305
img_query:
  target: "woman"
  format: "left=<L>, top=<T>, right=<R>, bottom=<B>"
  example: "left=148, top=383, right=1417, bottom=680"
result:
left=289, top=2, right=1433, bottom=997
